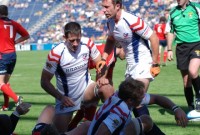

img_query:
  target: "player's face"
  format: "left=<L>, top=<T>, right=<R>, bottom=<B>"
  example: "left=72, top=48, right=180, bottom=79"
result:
left=177, top=0, right=188, bottom=7
left=101, top=0, right=118, bottom=19
left=65, top=33, right=81, bottom=52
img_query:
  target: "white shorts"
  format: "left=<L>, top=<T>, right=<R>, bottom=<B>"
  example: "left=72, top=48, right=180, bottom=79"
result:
left=125, top=63, right=154, bottom=80
left=55, top=79, right=96, bottom=114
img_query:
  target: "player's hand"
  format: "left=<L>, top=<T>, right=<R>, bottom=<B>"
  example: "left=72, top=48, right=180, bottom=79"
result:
left=60, top=95, right=75, bottom=108
left=96, top=59, right=107, bottom=76
left=16, top=102, right=31, bottom=115
left=167, top=50, right=173, bottom=61
left=97, top=77, right=110, bottom=88
left=150, top=64, right=160, bottom=77
left=174, top=108, right=188, bottom=128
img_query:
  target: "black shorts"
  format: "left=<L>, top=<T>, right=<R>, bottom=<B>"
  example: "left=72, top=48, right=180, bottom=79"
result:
left=176, top=41, right=200, bottom=70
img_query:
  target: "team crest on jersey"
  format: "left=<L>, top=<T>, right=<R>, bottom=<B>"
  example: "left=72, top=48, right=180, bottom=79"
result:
left=195, top=50, right=200, bottom=56
left=112, top=119, right=120, bottom=128
left=82, top=53, right=88, bottom=61
left=188, top=12, right=193, bottom=18
left=46, top=62, right=52, bottom=69
left=123, top=33, right=129, bottom=38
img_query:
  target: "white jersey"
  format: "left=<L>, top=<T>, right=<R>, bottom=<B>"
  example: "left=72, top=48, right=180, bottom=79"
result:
left=107, top=10, right=154, bottom=79
left=43, top=37, right=100, bottom=109
left=87, top=93, right=151, bottom=135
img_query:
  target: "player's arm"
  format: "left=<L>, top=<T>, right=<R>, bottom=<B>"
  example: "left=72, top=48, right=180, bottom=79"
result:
left=15, top=35, right=30, bottom=44
left=148, top=94, right=188, bottom=127
left=167, top=32, right=175, bottom=61
left=15, top=22, right=30, bottom=44
left=116, top=47, right=125, bottom=60
left=10, top=102, right=31, bottom=133
left=40, top=69, right=63, bottom=101
left=102, top=36, right=115, bottom=60
left=149, top=32, right=160, bottom=64
left=96, top=36, right=115, bottom=75
left=95, top=123, right=112, bottom=135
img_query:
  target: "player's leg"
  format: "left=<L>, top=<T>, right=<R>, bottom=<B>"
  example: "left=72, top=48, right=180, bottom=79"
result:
left=0, top=54, right=20, bottom=105
left=54, top=112, right=73, bottom=134
left=189, top=58, right=200, bottom=111
left=124, top=115, right=153, bottom=135
left=37, top=105, right=55, bottom=124
left=1, top=93, right=9, bottom=111
left=83, top=79, right=114, bottom=103
left=66, top=121, right=91, bottom=135
left=180, top=70, right=194, bottom=110
left=68, top=107, right=85, bottom=131
left=32, top=105, right=59, bottom=135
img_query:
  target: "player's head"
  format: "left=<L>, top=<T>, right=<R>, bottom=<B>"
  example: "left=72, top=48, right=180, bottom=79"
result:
left=159, top=16, right=166, bottom=23
left=177, top=0, right=189, bottom=7
left=118, top=77, right=145, bottom=107
left=0, top=5, right=8, bottom=17
left=63, top=22, right=82, bottom=52
left=101, top=0, right=122, bottom=19
left=0, top=114, right=12, bottom=135
left=164, top=8, right=170, bottom=19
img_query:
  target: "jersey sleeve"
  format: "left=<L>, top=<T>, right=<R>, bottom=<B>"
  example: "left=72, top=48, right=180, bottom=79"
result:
left=88, top=39, right=100, bottom=60
left=12, top=21, right=29, bottom=37
left=140, top=93, right=150, bottom=105
left=128, top=15, right=153, bottom=40
left=103, top=113, right=123, bottom=133
left=43, top=45, right=62, bottom=74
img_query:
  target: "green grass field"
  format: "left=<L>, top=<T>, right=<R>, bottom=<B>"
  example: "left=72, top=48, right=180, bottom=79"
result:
left=0, top=50, right=199, bottom=135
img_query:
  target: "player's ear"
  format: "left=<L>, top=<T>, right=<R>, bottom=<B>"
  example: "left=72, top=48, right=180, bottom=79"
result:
left=63, top=35, right=67, bottom=40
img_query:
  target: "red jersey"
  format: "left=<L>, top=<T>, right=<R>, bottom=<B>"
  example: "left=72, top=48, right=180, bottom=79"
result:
left=0, top=17, right=29, bottom=53
left=89, top=43, right=116, bottom=69
left=89, top=43, right=116, bottom=81
left=154, top=23, right=166, bottom=40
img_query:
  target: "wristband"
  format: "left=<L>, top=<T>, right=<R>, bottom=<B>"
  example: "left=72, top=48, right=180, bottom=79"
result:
left=167, top=49, right=172, bottom=52
left=172, top=105, right=179, bottom=112
left=152, top=63, right=160, bottom=67
left=13, top=110, right=20, bottom=117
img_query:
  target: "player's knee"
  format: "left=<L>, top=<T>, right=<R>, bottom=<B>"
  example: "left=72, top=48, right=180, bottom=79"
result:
left=97, top=84, right=114, bottom=102
left=140, top=115, right=153, bottom=133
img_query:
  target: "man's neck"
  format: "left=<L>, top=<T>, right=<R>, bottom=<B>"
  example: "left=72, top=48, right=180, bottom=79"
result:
left=114, top=9, right=122, bottom=23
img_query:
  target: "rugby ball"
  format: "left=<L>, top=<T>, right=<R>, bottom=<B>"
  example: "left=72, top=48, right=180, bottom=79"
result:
left=187, top=110, right=200, bottom=121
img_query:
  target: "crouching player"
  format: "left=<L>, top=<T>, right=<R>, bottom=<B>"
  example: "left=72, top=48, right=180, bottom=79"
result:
left=68, top=41, right=125, bottom=131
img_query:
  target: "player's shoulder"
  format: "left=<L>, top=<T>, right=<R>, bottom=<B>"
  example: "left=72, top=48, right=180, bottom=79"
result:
left=50, top=42, right=66, bottom=56
left=123, top=10, right=137, bottom=19
left=111, top=95, right=130, bottom=114
left=81, top=37, right=94, bottom=48
left=190, top=2, right=200, bottom=8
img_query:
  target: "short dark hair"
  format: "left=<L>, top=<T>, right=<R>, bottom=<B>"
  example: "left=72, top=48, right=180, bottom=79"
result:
left=159, top=16, right=166, bottom=23
left=64, top=22, right=81, bottom=38
left=0, top=5, right=8, bottom=16
left=118, top=77, right=144, bottom=101
left=112, top=0, right=122, bottom=8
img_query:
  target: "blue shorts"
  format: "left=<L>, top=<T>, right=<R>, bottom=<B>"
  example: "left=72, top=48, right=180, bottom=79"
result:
left=159, top=40, right=167, bottom=47
left=0, top=52, right=16, bottom=75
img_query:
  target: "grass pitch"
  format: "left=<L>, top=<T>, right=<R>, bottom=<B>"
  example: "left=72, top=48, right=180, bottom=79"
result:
left=0, top=50, right=199, bottom=135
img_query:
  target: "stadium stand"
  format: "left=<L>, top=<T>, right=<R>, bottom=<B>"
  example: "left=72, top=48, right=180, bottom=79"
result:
left=6, top=0, right=176, bottom=44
